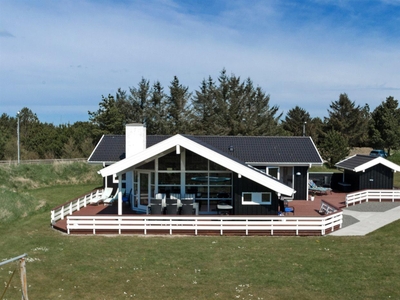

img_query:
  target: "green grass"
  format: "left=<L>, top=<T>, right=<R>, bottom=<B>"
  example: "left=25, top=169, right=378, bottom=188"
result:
left=1, top=163, right=400, bottom=299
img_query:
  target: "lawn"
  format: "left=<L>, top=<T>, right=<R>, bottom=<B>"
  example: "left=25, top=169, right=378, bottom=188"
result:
left=1, top=163, right=400, bottom=299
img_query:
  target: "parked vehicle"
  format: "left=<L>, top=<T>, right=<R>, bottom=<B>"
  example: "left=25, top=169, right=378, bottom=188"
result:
left=369, top=149, right=388, bottom=158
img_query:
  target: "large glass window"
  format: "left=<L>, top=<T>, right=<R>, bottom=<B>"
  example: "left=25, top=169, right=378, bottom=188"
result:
left=158, top=151, right=181, bottom=170
left=158, top=173, right=180, bottom=185
left=210, top=161, right=228, bottom=171
left=186, top=151, right=208, bottom=170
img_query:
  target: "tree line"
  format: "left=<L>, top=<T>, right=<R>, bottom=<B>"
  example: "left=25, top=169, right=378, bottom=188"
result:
left=1, top=69, right=399, bottom=167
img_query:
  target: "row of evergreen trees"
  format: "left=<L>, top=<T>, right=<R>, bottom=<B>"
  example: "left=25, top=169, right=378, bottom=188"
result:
left=1, top=69, right=399, bottom=167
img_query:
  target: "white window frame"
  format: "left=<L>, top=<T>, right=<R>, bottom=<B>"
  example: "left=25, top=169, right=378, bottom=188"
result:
left=241, top=192, right=272, bottom=205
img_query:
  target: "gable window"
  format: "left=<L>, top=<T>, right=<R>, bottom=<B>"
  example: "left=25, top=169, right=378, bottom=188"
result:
left=242, top=192, right=271, bottom=205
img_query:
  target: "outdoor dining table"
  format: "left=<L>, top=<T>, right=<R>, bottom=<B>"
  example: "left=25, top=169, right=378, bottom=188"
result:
left=217, top=204, right=233, bottom=215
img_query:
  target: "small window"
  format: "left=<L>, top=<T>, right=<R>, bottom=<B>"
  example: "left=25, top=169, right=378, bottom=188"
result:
left=242, top=192, right=271, bottom=205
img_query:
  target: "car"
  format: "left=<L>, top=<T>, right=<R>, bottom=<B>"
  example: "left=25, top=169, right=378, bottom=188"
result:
left=369, top=149, right=388, bottom=158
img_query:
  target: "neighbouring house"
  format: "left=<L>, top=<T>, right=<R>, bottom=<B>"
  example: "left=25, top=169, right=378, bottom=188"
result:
left=88, top=124, right=324, bottom=215
left=335, top=154, right=400, bottom=192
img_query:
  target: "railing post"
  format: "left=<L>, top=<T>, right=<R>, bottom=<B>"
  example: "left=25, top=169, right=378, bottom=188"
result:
left=61, top=206, right=64, bottom=220
left=51, top=210, right=55, bottom=225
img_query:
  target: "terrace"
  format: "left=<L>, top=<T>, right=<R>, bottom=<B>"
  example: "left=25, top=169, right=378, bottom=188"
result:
left=51, top=190, right=348, bottom=236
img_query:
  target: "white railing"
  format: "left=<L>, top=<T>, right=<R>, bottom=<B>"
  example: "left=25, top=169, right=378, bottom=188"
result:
left=346, top=189, right=400, bottom=207
left=66, top=212, right=343, bottom=236
left=51, top=189, right=103, bottom=225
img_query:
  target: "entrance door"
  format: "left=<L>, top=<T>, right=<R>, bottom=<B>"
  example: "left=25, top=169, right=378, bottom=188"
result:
left=138, top=172, right=151, bottom=211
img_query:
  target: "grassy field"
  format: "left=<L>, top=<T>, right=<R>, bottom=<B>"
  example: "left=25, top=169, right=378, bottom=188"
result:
left=1, top=163, right=400, bottom=299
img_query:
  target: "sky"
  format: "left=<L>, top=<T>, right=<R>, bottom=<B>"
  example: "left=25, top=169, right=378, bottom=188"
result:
left=1, top=0, right=399, bottom=125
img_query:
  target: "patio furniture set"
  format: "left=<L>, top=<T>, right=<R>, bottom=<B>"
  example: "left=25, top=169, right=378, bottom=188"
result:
left=147, top=193, right=198, bottom=215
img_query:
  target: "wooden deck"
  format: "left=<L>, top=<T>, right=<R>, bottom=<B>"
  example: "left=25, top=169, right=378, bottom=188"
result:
left=52, top=191, right=346, bottom=235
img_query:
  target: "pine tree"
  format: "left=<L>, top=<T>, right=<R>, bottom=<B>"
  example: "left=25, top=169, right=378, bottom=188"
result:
left=369, top=96, right=400, bottom=155
left=145, top=81, right=169, bottom=135
left=166, top=76, right=191, bottom=134
left=324, top=93, right=369, bottom=147
left=319, top=130, right=350, bottom=168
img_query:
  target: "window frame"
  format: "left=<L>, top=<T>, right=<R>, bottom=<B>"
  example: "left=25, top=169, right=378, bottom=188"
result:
left=241, top=192, right=272, bottom=205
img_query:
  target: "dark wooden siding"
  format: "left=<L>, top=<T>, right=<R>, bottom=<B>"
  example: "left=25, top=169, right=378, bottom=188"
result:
left=343, top=164, right=394, bottom=191
left=233, top=175, right=278, bottom=215
left=344, top=170, right=360, bottom=191
left=293, top=166, right=308, bottom=200
left=359, top=164, right=393, bottom=190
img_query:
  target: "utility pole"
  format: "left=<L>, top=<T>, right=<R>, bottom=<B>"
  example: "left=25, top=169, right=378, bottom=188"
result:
left=17, top=111, right=20, bottom=164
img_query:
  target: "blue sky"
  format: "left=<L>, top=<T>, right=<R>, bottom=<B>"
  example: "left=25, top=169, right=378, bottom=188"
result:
left=1, top=0, right=399, bottom=125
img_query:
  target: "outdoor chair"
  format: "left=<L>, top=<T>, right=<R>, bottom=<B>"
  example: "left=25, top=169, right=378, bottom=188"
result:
left=149, top=198, right=163, bottom=214
left=122, top=189, right=132, bottom=204
left=180, top=202, right=195, bottom=215
left=283, top=200, right=294, bottom=215
left=165, top=198, right=179, bottom=215
left=103, top=188, right=119, bottom=205
left=155, top=193, right=167, bottom=207
left=90, top=187, right=113, bottom=205
left=308, top=180, right=332, bottom=195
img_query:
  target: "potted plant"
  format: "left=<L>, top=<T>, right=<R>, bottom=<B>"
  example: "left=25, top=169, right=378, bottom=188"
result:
left=310, top=191, right=315, bottom=201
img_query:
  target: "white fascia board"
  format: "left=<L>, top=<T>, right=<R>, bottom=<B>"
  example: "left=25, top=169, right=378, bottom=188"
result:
left=87, top=134, right=105, bottom=162
left=99, top=134, right=295, bottom=196
left=353, top=157, right=400, bottom=173
left=246, top=162, right=316, bottom=166
left=99, top=136, right=181, bottom=177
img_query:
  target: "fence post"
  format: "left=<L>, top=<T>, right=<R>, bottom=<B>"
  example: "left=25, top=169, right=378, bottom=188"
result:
left=20, top=257, right=29, bottom=300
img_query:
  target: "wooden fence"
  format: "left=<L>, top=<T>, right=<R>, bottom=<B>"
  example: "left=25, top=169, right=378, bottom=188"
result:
left=66, top=213, right=343, bottom=236
left=346, top=190, right=400, bottom=207
left=51, top=189, right=103, bottom=225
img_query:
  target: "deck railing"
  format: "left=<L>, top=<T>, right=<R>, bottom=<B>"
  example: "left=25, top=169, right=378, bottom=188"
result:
left=346, top=189, right=400, bottom=207
left=66, top=212, right=343, bottom=236
left=51, top=189, right=103, bottom=225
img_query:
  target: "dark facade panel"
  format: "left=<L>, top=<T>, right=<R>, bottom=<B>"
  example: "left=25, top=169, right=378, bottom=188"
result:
left=344, top=164, right=394, bottom=191
left=293, top=166, right=308, bottom=200
left=359, top=165, right=393, bottom=190
left=233, top=175, right=279, bottom=215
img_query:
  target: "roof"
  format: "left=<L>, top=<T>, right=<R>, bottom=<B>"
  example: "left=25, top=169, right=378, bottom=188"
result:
left=87, top=135, right=126, bottom=164
left=88, top=134, right=323, bottom=165
left=87, top=135, right=168, bottom=163
left=99, top=134, right=295, bottom=196
left=335, top=154, right=400, bottom=172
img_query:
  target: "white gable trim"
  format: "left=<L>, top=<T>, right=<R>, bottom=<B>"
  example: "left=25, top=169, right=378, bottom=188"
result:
left=99, top=134, right=295, bottom=196
left=353, top=157, right=400, bottom=173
